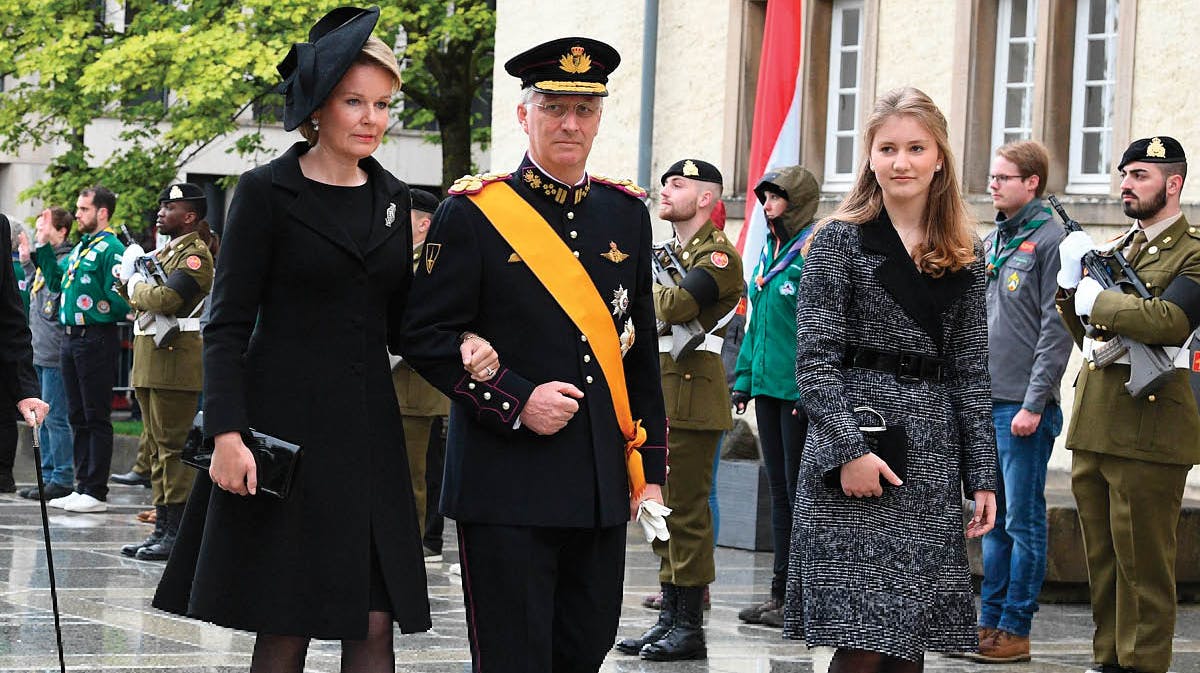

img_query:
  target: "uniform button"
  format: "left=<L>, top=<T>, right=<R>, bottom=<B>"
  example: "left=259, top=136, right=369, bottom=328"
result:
left=583, top=354, right=591, bottom=363
left=1088, top=362, right=1097, bottom=371
left=682, top=251, right=690, bottom=260
left=468, top=382, right=476, bottom=390
left=567, top=212, right=575, bottom=220
left=502, top=402, right=511, bottom=410
left=1190, top=227, right=1197, bottom=234
left=483, top=392, right=492, bottom=400
left=683, top=373, right=692, bottom=380
left=1148, top=394, right=1157, bottom=403
left=573, top=250, right=580, bottom=258
left=570, top=230, right=578, bottom=239
left=586, top=375, right=594, bottom=384
left=1148, top=246, right=1159, bottom=255
left=581, top=335, right=587, bottom=342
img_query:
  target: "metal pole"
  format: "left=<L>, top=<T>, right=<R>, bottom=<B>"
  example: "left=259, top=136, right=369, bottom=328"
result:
left=637, top=0, right=659, bottom=190
left=29, top=420, right=68, bottom=673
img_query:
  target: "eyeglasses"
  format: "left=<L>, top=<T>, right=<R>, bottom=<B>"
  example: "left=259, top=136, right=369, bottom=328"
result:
left=530, top=101, right=600, bottom=119
left=988, top=174, right=1027, bottom=184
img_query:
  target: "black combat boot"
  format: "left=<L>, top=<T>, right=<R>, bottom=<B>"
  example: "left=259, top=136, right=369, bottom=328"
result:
left=615, top=584, right=677, bottom=655
left=136, top=503, right=183, bottom=561
left=639, top=584, right=707, bottom=661
left=122, top=504, right=165, bottom=557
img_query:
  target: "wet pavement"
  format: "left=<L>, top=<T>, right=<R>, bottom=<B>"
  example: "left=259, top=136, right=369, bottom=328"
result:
left=1, top=483, right=1197, bottom=672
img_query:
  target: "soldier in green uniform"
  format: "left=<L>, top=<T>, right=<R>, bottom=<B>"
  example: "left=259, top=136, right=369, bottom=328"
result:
left=37, top=186, right=130, bottom=513
left=617, top=159, right=743, bottom=662
left=1055, top=136, right=1200, bottom=673
left=392, top=188, right=450, bottom=560
left=117, top=183, right=214, bottom=561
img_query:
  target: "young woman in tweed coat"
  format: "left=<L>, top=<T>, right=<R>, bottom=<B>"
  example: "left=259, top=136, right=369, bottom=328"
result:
left=783, top=87, right=998, bottom=671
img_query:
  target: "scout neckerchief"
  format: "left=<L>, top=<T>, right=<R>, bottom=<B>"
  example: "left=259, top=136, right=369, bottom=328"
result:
left=467, top=182, right=649, bottom=499
left=985, top=202, right=1052, bottom=279
left=755, top=221, right=814, bottom=289
left=63, top=227, right=116, bottom=289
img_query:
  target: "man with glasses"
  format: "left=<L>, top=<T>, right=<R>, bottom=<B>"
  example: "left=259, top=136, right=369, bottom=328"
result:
left=401, top=38, right=668, bottom=673
left=973, top=140, right=1072, bottom=663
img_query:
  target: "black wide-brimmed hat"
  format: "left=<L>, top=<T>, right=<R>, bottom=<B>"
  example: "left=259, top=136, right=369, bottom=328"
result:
left=277, top=6, right=380, bottom=131
left=504, top=37, right=620, bottom=97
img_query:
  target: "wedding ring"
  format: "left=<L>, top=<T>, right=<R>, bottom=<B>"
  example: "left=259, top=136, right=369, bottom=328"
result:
left=484, top=366, right=496, bottom=377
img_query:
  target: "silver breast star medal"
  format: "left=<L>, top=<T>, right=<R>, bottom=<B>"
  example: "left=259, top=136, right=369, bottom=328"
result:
left=611, top=284, right=629, bottom=318
left=619, top=318, right=636, bottom=357
left=385, top=202, right=396, bottom=227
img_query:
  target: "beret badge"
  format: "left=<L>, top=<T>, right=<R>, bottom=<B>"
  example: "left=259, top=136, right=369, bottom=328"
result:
left=1147, top=137, right=1167, bottom=159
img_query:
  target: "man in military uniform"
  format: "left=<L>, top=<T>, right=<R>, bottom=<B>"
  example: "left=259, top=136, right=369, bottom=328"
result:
left=401, top=37, right=668, bottom=673
left=36, top=186, right=130, bottom=513
left=616, top=159, right=741, bottom=661
left=1056, top=136, right=1200, bottom=673
left=393, top=187, right=450, bottom=560
left=116, top=183, right=213, bottom=560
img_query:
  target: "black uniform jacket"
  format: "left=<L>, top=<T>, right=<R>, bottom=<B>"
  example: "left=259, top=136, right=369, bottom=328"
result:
left=0, top=215, right=38, bottom=404
left=400, top=156, right=669, bottom=529
left=153, top=142, right=431, bottom=639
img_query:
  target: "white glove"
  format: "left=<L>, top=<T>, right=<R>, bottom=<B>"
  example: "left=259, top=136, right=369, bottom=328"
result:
left=636, top=499, right=672, bottom=543
left=126, top=271, right=146, bottom=294
left=1074, top=276, right=1104, bottom=316
left=1056, top=230, right=1094, bottom=289
left=118, top=244, right=145, bottom=282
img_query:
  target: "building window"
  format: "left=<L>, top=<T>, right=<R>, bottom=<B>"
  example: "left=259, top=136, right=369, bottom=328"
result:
left=991, top=0, right=1037, bottom=153
left=822, top=0, right=863, bottom=190
left=1068, top=0, right=1118, bottom=191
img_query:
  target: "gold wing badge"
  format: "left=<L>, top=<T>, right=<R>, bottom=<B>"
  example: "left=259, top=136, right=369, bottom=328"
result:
left=601, top=241, right=629, bottom=263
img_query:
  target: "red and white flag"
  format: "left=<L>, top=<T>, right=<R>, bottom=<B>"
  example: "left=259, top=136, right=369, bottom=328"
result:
left=736, top=0, right=804, bottom=286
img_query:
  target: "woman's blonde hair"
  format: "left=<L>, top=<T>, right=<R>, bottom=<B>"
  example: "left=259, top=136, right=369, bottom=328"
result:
left=300, top=36, right=403, bottom=144
left=817, top=86, right=975, bottom=276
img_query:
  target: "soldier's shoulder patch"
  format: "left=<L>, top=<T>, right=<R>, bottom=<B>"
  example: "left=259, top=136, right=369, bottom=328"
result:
left=447, top=172, right=511, bottom=196
left=590, top=174, right=647, bottom=199
left=186, top=255, right=202, bottom=271
left=710, top=251, right=730, bottom=269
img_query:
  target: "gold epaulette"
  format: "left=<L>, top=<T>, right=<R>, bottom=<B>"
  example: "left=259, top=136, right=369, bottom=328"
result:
left=447, top=172, right=511, bottom=195
left=590, top=174, right=647, bottom=199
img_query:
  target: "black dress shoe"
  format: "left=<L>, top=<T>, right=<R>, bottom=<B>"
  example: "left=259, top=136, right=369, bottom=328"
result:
left=0, top=473, right=15, bottom=493
left=19, top=483, right=74, bottom=500
left=110, top=471, right=151, bottom=487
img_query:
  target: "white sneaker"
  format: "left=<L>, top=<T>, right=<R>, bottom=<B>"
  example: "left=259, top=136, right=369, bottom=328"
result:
left=48, top=491, right=82, bottom=509
left=64, top=493, right=107, bottom=513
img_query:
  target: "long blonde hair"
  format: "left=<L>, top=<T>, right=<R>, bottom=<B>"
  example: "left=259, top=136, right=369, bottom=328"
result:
left=816, top=87, right=975, bottom=276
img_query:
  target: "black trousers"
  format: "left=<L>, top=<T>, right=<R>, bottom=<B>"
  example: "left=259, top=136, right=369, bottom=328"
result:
left=60, top=324, right=120, bottom=500
left=0, top=397, right=14, bottom=485
left=457, top=522, right=625, bottom=673
left=755, top=395, right=807, bottom=599
left=423, top=416, right=446, bottom=552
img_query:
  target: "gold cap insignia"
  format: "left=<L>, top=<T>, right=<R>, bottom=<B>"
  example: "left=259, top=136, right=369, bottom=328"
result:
left=169, top=185, right=183, bottom=199
left=559, top=46, right=592, bottom=74
left=601, top=241, right=629, bottom=263
left=1147, top=137, right=1167, bottom=159
left=682, top=160, right=699, bottom=177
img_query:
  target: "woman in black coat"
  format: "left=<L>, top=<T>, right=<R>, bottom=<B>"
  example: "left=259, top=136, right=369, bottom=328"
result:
left=152, top=8, right=497, bottom=672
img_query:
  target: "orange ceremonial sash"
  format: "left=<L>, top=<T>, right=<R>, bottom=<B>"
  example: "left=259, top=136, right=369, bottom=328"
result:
left=468, top=182, right=648, bottom=498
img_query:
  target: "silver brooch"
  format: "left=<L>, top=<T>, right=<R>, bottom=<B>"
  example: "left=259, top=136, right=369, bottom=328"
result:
left=385, top=202, right=396, bottom=227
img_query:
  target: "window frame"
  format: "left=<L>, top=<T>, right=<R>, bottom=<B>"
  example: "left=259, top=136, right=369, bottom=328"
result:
left=990, top=0, right=1038, bottom=154
left=1067, top=0, right=1119, bottom=193
left=821, top=0, right=865, bottom=191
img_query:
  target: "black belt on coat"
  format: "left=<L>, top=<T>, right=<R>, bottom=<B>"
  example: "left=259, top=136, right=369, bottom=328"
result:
left=843, top=346, right=945, bottom=383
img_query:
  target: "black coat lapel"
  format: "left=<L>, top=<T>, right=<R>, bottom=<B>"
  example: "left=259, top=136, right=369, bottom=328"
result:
left=360, top=158, right=409, bottom=258
left=860, top=213, right=945, bottom=350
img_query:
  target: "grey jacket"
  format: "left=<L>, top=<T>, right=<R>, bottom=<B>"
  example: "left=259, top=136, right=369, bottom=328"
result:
left=982, top=198, right=1074, bottom=412
left=23, top=241, right=72, bottom=368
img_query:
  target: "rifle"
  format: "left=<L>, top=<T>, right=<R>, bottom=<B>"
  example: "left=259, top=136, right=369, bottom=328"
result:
left=1048, top=195, right=1174, bottom=397
left=117, top=225, right=180, bottom=348
left=650, top=242, right=707, bottom=360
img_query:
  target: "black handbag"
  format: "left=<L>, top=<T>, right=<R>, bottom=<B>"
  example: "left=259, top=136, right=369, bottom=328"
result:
left=182, top=412, right=302, bottom=500
left=824, top=406, right=908, bottom=489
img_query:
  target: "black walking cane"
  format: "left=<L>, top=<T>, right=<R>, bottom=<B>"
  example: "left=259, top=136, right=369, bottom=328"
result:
left=27, top=416, right=68, bottom=673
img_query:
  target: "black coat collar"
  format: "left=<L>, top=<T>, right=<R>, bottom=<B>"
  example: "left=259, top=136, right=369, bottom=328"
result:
left=860, top=210, right=973, bottom=351
left=516, top=154, right=592, bottom=208
left=271, top=141, right=409, bottom=262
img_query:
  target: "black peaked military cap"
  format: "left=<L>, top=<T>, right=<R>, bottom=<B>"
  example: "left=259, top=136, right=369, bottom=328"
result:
left=1118, top=136, right=1187, bottom=170
left=504, top=37, right=620, bottom=97
left=660, top=159, right=723, bottom=186
left=277, top=6, right=381, bottom=131
left=159, top=183, right=207, bottom=218
left=410, top=188, right=441, bottom=214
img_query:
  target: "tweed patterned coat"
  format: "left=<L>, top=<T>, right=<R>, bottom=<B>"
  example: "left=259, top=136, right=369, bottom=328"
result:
left=782, top=214, right=997, bottom=660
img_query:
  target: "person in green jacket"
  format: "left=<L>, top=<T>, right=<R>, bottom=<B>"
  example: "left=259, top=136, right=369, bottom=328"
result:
left=732, top=165, right=820, bottom=627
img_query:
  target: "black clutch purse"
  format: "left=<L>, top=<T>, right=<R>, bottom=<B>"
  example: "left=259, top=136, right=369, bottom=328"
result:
left=824, top=406, right=908, bottom=489
left=182, top=412, right=302, bottom=500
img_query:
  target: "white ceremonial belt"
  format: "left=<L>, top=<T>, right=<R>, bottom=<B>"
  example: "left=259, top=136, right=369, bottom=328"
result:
left=1082, top=336, right=1188, bottom=368
left=134, top=317, right=202, bottom=337
left=657, top=333, right=724, bottom=355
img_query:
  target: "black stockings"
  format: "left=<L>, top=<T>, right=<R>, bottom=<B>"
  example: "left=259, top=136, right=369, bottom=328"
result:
left=830, top=648, right=924, bottom=673
left=249, top=611, right=394, bottom=673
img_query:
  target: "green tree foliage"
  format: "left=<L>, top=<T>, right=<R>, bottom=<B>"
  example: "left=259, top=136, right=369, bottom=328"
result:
left=0, top=0, right=494, bottom=230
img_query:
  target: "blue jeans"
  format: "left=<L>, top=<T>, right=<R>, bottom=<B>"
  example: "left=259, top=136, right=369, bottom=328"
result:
left=709, top=432, right=723, bottom=545
left=980, top=401, right=1062, bottom=636
left=35, top=365, right=74, bottom=488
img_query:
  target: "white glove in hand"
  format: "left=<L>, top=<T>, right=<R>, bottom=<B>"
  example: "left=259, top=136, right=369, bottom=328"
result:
left=637, top=499, right=672, bottom=543
left=118, top=244, right=145, bottom=282
left=126, top=272, right=146, bottom=294
left=1056, top=230, right=1095, bottom=289
left=1074, top=276, right=1104, bottom=316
